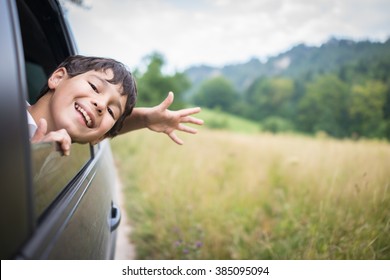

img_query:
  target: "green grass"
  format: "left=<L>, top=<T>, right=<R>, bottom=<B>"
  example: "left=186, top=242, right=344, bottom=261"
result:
left=111, top=126, right=390, bottom=260
left=197, top=108, right=260, bottom=134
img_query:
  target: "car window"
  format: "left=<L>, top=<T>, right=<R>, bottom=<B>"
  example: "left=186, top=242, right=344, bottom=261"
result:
left=32, top=142, right=91, bottom=218
left=16, top=0, right=92, bottom=220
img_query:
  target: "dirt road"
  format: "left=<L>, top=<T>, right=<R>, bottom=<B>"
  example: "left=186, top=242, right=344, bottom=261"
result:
left=114, top=175, right=136, bottom=260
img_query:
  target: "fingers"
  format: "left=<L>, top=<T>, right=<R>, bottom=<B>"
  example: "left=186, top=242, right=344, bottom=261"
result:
left=49, top=129, right=71, bottom=156
left=157, top=91, right=204, bottom=144
left=181, top=116, right=204, bottom=126
left=31, top=118, right=48, bottom=143
left=179, top=107, right=201, bottom=117
left=178, top=124, right=198, bottom=134
left=159, top=91, right=175, bottom=110
left=34, top=128, right=72, bottom=156
left=168, top=131, right=184, bottom=145
left=179, top=108, right=204, bottom=127
left=30, top=118, right=71, bottom=156
left=58, top=131, right=71, bottom=156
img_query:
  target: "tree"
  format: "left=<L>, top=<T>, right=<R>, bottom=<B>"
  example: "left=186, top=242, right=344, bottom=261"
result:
left=192, top=76, right=239, bottom=114
left=244, top=77, right=295, bottom=121
left=349, top=80, right=387, bottom=138
left=262, top=116, right=294, bottom=133
left=135, top=53, right=190, bottom=109
left=297, top=74, right=350, bottom=137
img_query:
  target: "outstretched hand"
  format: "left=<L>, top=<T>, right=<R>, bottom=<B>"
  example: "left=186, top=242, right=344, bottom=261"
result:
left=146, top=92, right=204, bottom=145
left=31, top=118, right=72, bottom=156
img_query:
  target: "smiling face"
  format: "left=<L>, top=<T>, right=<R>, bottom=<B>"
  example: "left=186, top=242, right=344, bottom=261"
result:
left=47, top=68, right=127, bottom=143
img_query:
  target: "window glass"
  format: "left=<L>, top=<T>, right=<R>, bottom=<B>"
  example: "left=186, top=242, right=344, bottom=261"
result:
left=31, top=142, right=90, bottom=218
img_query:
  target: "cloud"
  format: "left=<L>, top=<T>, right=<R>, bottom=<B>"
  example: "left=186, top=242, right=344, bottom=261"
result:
left=66, top=0, right=390, bottom=70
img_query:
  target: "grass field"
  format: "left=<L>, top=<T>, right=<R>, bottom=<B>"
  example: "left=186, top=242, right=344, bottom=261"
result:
left=194, top=107, right=261, bottom=133
left=111, top=121, right=390, bottom=259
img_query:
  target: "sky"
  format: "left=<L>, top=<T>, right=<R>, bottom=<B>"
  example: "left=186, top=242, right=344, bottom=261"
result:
left=65, top=0, right=390, bottom=72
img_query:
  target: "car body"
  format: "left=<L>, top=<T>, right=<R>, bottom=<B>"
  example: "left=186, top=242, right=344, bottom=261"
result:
left=0, top=0, right=121, bottom=259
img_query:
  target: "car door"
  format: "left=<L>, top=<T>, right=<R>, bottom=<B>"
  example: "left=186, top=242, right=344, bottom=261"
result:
left=0, top=0, right=33, bottom=261
left=0, top=0, right=121, bottom=259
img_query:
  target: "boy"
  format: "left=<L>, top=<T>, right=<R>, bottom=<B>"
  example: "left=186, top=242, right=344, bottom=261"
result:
left=27, top=55, right=203, bottom=155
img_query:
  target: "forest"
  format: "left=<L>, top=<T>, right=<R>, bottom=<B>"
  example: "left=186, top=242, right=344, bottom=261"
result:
left=135, top=38, right=390, bottom=140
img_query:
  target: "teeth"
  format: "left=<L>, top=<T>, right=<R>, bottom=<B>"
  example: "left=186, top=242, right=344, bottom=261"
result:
left=75, top=104, right=92, bottom=127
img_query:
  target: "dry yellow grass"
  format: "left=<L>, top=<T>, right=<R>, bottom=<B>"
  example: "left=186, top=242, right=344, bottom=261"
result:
left=111, top=129, right=390, bottom=259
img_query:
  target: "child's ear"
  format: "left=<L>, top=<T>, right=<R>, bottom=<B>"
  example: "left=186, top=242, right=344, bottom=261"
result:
left=48, top=67, right=67, bottom=89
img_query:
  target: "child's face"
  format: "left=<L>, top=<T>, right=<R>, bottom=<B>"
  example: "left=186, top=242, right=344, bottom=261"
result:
left=48, top=68, right=127, bottom=143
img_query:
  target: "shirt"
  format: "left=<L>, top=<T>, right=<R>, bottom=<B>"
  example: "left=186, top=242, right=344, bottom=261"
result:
left=26, top=102, right=37, bottom=139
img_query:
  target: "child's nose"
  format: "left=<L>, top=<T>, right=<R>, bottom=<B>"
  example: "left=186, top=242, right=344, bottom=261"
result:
left=93, top=101, right=104, bottom=114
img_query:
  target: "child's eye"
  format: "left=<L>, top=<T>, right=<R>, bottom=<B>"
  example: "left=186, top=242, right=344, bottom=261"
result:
left=89, top=82, right=99, bottom=93
left=108, top=107, right=115, bottom=119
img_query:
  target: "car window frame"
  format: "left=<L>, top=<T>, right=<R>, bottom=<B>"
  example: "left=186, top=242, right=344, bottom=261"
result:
left=0, top=0, right=34, bottom=259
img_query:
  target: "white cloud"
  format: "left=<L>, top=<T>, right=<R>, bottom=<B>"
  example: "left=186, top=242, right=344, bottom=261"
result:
left=65, top=0, right=390, bottom=71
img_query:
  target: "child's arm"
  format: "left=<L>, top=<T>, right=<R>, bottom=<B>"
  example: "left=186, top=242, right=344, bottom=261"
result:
left=119, top=92, right=204, bottom=145
left=31, top=118, right=72, bottom=156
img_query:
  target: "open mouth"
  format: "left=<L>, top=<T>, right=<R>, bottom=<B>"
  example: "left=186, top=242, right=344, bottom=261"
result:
left=75, top=103, right=92, bottom=128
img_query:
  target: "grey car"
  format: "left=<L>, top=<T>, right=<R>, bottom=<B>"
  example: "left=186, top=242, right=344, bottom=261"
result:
left=0, top=0, right=121, bottom=259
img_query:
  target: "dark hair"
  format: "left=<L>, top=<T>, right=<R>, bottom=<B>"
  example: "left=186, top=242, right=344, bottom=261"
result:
left=39, top=55, right=137, bottom=138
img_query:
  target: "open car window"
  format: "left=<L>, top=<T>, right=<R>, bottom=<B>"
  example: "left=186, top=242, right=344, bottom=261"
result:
left=16, top=0, right=92, bottom=221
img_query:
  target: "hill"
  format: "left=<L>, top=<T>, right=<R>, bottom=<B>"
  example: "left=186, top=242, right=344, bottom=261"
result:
left=196, top=108, right=260, bottom=134
left=185, top=37, right=390, bottom=93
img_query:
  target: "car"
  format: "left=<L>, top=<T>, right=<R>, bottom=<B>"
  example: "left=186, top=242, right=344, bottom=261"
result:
left=0, top=0, right=121, bottom=259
